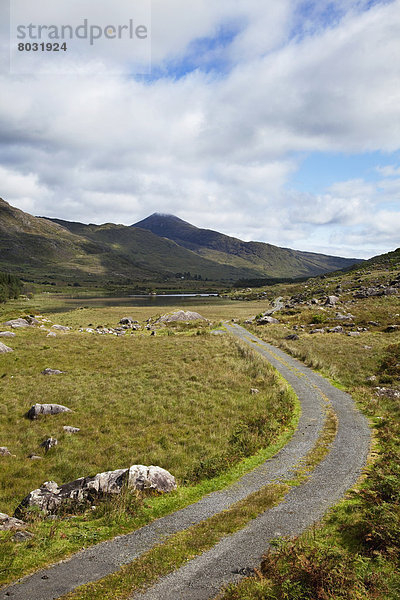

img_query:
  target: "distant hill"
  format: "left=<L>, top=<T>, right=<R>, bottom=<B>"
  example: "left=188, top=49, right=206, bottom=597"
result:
left=0, top=198, right=362, bottom=284
left=133, top=213, right=362, bottom=279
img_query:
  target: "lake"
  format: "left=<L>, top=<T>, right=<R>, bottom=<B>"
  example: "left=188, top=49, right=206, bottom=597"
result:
left=42, top=293, right=231, bottom=314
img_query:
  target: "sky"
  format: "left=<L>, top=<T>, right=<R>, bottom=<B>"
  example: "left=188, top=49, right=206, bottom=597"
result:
left=1, top=0, right=400, bottom=259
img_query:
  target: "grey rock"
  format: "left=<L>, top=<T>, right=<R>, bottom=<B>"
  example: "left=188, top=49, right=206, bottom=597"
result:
left=285, top=334, right=299, bottom=340
left=51, top=325, right=70, bottom=332
left=0, top=331, right=16, bottom=338
left=366, top=376, right=377, bottom=383
left=383, top=287, right=398, bottom=296
left=310, top=328, right=325, bottom=334
left=0, top=447, right=13, bottom=457
left=41, top=368, right=64, bottom=375
left=0, top=513, right=27, bottom=531
left=156, top=311, right=206, bottom=324
left=385, top=325, right=400, bottom=333
left=28, top=454, right=43, bottom=460
left=12, top=530, right=34, bottom=542
left=328, top=326, right=344, bottom=334
left=63, top=426, right=80, bottom=434
left=47, top=332, right=57, bottom=338
left=348, top=331, right=361, bottom=337
left=257, top=316, right=279, bottom=325
left=335, top=312, right=355, bottom=321
left=15, top=465, right=177, bottom=516
left=375, top=387, right=400, bottom=399
left=250, top=388, right=260, bottom=395
left=119, top=317, right=135, bottom=325
left=0, top=342, right=13, bottom=353
left=325, top=295, right=340, bottom=306
left=40, top=437, right=58, bottom=453
left=3, top=318, right=30, bottom=328
left=27, top=403, right=72, bottom=420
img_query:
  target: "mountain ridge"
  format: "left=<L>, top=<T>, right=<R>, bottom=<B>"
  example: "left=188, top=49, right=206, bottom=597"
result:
left=0, top=198, right=362, bottom=284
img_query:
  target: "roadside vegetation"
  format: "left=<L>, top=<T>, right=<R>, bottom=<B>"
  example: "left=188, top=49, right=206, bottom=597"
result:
left=0, top=303, right=296, bottom=585
left=218, top=261, right=400, bottom=599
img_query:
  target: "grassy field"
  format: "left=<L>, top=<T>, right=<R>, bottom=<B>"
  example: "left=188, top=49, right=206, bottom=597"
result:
left=0, top=300, right=296, bottom=585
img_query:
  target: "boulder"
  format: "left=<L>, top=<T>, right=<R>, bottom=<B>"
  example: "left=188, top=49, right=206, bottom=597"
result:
left=0, top=331, right=16, bottom=338
left=41, top=368, right=64, bottom=375
left=63, top=426, right=80, bottom=434
left=156, top=311, right=206, bottom=324
left=310, top=328, right=325, bottom=334
left=0, top=513, right=27, bottom=531
left=325, top=296, right=340, bottom=306
left=383, top=287, right=398, bottom=296
left=385, top=325, right=400, bottom=333
left=328, top=326, right=344, bottom=334
left=27, top=404, right=72, bottom=420
left=257, top=316, right=279, bottom=325
left=15, top=465, right=177, bottom=516
left=0, top=342, right=13, bottom=354
left=128, top=465, right=177, bottom=493
left=119, top=317, right=135, bottom=326
left=285, top=334, right=299, bottom=340
left=2, top=318, right=30, bottom=328
left=348, top=331, right=361, bottom=337
left=28, top=454, right=43, bottom=460
left=250, top=388, right=260, bottom=394
left=51, top=325, right=70, bottom=332
left=47, top=332, right=57, bottom=338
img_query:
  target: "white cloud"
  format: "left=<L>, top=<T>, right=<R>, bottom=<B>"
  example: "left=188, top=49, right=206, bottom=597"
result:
left=0, top=0, right=399, bottom=257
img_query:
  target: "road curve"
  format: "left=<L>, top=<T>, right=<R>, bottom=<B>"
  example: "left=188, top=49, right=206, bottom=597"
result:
left=131, top=324, right=371, bottom=600
left=1, top=326, right=370, bottom=600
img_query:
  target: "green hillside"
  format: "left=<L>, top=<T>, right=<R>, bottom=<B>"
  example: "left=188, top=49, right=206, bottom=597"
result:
left=0, top=198, right=362, bottom=285
left=133, top=213, right=361, bottom=278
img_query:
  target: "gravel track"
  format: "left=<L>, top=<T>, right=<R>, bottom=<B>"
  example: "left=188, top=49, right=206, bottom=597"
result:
left=1, top=325, right=370, bottom=600
left=131, top=324, right=371, bottom=599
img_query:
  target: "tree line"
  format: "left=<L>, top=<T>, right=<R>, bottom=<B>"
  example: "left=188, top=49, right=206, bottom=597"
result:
left=0, top=272, right=23, bottom=302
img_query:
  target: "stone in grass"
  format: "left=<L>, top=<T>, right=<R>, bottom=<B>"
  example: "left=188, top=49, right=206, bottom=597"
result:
left=2, top=318, right=30, bottom=329
left=63, top=426, right=80, bottom=434
left=0, top=447, right=14, bottom=457
left=285, top=334, right=300, bottom=340
left=41, top=368, right=64, bottom=375
left=28, top=454, right=43, bottom=460
left=51, top=324, right=71, bottom=332
left=40, top=437, right=58, bottom=453
left=27, top=404, right=72, bottom=420
left=15, top=466, right=177, bottom=516
left=156, top=311, right=206, bottom=324
left=250, top=388, right=260, bottom=395
left=0, top=331, right=16, bottom=338
left=0, top=342, right=13, bottom=354
left=257, top=316, right=279, bottom=325
left=12, top=530, right=34, bottom=542
left=325, top=295, right=340, bottom=306
left=0, top=512, right=27, bottom=531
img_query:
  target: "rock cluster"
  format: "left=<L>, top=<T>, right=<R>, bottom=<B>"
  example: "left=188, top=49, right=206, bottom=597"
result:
left=15, top=465, right=177, bottom=516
